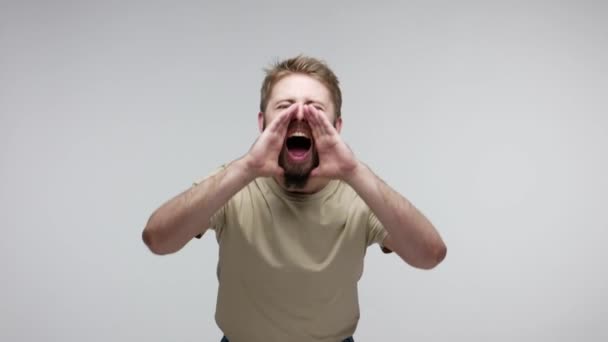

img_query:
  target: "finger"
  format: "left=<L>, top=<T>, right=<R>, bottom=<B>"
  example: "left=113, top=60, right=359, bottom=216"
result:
left=274, top=104, right=298, bottom=132
left=305, top=105, right=324, bottom=139
left=305, top=106, right=323, bottom=144
left=276, top=107, right=297, bottom=138
left=310, top=165, right=324, bottom=178
left=272, top=165, right=285, bottom=177
left=268, top=104, right=298, bottom=133
left=311, top=106, right=336, bottom=135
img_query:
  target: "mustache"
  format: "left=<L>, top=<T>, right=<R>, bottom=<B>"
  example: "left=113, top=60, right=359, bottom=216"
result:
left=287, top=120, right=311, bottom=131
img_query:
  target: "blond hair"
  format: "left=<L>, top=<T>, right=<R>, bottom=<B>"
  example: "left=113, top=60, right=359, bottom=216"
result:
left=260, top=55, right=342, bottom=118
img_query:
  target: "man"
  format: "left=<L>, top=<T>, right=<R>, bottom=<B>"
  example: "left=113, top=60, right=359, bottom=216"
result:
left=142, top=55, right=447, bottom=342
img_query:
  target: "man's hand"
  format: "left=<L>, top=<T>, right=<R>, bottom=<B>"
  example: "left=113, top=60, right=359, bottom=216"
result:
left=245, top=104, right=298, bottom=177
left=305, top=105, right=360, bottom=181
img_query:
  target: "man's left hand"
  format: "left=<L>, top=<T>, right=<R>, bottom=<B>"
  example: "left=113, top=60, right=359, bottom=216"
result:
left=304, top=105, right=360, bottom=181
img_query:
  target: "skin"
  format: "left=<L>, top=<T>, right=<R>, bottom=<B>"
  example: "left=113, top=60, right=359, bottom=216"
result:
left=142, top=73, right=447, bottom=269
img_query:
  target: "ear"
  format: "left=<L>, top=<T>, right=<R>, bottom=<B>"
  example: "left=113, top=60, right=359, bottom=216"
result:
left=258, top=112, right=265, bottom=133
left=334, top=116, right=343, bottom=133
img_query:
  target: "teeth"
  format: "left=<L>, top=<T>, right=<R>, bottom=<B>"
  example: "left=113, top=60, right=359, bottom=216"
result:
left=289, top=131, right=309, bottom=138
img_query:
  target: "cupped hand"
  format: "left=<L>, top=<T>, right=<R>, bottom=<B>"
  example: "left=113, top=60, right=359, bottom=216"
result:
left=304, top=105, right=360, bottom=180
left=244, top=104, right=298, bottom=177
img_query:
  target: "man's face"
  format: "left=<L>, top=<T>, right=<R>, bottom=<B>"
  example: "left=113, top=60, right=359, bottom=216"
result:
left=260, top=73, right=340, bottom=189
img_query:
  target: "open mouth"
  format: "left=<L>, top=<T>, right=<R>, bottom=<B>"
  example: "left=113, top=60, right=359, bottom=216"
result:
left=285, top=133, right=312, bottom=161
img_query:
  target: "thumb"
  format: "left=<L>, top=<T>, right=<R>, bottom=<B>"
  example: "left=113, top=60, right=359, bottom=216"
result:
left=272, top=166, right=285, bottom=178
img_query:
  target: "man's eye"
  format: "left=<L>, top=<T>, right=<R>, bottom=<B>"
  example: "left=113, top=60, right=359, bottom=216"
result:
left=314, top=106, right=323, bottom=111
left=277, top=104, right=288, bottom=109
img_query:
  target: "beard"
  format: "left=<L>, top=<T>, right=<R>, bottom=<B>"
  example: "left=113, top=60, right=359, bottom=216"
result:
left=278, top=146, right=319, bottom=189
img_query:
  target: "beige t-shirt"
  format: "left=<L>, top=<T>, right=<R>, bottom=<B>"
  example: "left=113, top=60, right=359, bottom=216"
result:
left=194, top=168, right=388, bottom=342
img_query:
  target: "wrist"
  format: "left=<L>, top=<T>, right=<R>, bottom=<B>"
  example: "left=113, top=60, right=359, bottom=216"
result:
left=233, top=155, right=258, bottom=183
left=342, top=160, right=366, bottom=185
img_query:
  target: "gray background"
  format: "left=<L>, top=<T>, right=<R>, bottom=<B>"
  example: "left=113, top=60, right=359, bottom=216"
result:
left=2, top=0, right=607, bottom=341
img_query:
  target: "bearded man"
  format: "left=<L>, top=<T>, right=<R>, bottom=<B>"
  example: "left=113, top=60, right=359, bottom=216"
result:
left=142, top=55, right=447, bottom=342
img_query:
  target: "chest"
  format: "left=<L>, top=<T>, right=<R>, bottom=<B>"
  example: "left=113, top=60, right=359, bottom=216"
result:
left=220, top=194, right=369, bottom=283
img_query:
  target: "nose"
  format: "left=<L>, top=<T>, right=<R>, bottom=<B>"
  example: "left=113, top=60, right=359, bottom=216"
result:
left=294, top=104, right=305, bottom=121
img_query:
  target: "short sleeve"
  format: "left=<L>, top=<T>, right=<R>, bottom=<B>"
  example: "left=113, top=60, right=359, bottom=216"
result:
left=366, top=209, right=391, bottom=253
left=192, top=166, right=227, bottom=239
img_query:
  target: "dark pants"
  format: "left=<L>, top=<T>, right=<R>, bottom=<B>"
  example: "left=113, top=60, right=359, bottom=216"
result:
left=221, top=337, right=354, bottom=342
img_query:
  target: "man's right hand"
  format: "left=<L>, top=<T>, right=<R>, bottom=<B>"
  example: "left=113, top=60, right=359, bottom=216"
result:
left=244, top=104, right=298, bottom=178
left=143, top=104, right=299, bottom=254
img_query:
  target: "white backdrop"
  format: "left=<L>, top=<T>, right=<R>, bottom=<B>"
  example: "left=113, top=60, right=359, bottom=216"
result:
left=2, top=1, right=607, bottom=341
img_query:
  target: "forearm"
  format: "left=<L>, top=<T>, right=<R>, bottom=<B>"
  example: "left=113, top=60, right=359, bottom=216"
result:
left=142, top=156, right=254, bottom=255
left=345, top=162, right=446, bottom=269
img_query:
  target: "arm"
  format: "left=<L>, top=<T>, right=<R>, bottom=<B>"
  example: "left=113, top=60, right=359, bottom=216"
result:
left=345, top=163, right=447, bottom=269
left=142, top=158, right=254, bottom=255
left=142, top=104, right=299, bottom=255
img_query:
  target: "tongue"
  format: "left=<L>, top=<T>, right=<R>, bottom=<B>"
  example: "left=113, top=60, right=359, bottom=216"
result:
left=289, top=147, right=308, bottom=157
